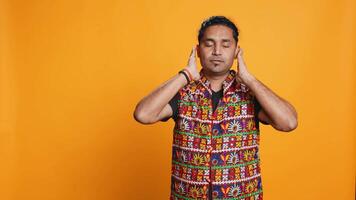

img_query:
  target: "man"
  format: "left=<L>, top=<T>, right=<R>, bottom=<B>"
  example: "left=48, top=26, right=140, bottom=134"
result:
left=134, top=16, right=297, bottom=200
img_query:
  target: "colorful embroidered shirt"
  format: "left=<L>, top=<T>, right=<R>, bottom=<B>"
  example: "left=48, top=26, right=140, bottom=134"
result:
left=169, top=69, right=263, bottom=200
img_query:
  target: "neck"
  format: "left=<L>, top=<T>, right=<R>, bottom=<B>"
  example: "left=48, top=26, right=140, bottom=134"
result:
left=202, top=69, right=230, bottom=92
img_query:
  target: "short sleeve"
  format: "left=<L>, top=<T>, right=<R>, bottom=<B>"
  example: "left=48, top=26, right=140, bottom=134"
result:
left=253, top=96, right=262, bottom=115
left=253, top=96, right=261, bottom=129
left=253, top=96, right=269, bottom=125
left=160, top=92, right=180, bottom=122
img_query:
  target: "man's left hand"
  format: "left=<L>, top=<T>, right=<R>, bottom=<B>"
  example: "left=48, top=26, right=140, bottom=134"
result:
left=235, top=46, right=253, bottom=84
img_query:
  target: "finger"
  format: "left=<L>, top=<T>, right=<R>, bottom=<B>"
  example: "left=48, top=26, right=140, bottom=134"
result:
left=190, top=46, right=196, bottom=59
left=235, top=46, right=240, bottom=59
left=238, top=48, right=243, bottom=57
left=187, top=47, right=196, bottom=66
left=190, top=48, right=197, bottom=64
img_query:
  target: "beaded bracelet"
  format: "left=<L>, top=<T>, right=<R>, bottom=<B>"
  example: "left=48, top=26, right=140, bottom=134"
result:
left=178, top=70, right=190, bottom=84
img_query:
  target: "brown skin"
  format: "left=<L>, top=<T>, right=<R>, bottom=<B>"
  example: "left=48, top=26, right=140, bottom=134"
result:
left=187, top=25, right=240, bottom=91
left=134, top=24, right=298, bottom=132
left=197, top=25, right=238, bottom=77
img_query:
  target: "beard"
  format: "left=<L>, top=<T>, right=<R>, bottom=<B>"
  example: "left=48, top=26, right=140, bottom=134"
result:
left=202, top=61, right=232, bottom=76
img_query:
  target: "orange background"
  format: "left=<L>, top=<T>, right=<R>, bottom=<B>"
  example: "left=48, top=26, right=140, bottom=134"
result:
left=0, top=0, right=355, bottom=199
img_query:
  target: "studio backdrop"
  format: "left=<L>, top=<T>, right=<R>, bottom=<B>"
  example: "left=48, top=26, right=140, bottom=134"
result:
left=0, top=0, right=355, bottom=199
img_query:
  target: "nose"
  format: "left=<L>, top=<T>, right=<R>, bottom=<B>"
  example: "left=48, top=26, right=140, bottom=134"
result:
left=212, top=45, right=221, bottom=56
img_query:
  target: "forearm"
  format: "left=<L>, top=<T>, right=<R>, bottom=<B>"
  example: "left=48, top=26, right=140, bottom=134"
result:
left=242, top=74, right=298, bottom=130
left=134, top=73, right=187, bottom=123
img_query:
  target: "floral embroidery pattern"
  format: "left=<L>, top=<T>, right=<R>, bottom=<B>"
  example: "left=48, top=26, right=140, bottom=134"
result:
left=170, top=70, right=263, bottom=200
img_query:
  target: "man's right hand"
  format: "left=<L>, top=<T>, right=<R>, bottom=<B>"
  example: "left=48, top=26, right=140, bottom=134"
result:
left=133, top=46, right=201, bottom=124
left=184, top=46, right=200, bottom=81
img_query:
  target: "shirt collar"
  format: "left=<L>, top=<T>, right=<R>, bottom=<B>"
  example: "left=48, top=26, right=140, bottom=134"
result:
left=198, top=69, right=237, bottom=95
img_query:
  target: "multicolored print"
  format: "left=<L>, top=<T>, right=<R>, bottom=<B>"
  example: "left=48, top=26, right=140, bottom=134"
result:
left=170, top=69, right=263, bottom=200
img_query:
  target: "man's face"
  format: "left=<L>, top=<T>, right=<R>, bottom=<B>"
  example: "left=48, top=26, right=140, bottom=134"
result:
left=197, top=25, right=239, bottom=76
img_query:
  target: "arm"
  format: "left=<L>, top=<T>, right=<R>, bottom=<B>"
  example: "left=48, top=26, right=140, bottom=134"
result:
left=245, top=75, right=298, bottom=131
left=133, top=46, right=200, bottom=124
left=236, top=47, right=298, bottom=132
left=133, top=74, right=186, bottom=124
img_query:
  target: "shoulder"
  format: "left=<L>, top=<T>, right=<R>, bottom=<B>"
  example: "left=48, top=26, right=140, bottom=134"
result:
left=235, top=79, right=250, bottom=93
left=229, top=80, right=253, bottom=100
left=179, top=81, right=205, bottom=100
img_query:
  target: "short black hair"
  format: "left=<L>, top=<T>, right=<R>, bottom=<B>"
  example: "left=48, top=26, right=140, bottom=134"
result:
left=198, top=16, right=239, bottom=44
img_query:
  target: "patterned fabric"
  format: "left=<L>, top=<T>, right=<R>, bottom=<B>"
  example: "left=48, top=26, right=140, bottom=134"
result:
left=170, top=69, right=263, bottom=200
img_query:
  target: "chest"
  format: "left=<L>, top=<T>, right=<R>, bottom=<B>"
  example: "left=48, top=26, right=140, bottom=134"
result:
left=176, top=87, right=257, bottom=136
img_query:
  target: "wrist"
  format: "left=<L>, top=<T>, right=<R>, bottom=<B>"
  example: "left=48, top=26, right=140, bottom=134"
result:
left=239, top=72, right=256, bottom=85
left=178, top=70, right=190, bottom=85
left=183, top=68, right=194, bottom=82
left=177, top=73, right=188, bottom=87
